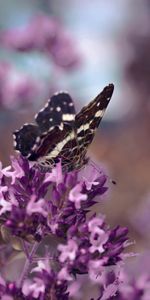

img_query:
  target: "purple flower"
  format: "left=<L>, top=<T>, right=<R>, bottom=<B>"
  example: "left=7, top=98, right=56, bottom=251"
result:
left=0, top=162, right=12, bottom=179
left=0, top=14, right=80, bottom=109
left=69, top=183, right=87, bottom=209
left=113, top=270, right=150, bottom=300
left=44, top=160, right=63, bottom=185
left=0, top=62, right=44, bottom=109
left=0, top=198, right=12, bottom=215
left=0, top=155, right=129, bottom=299
left=22, top=278, right=46, bottom=298
left=0, top=14, right=80, bottom=70
left=26, top=195, right=48, bottom=218
left=89, top=227, right=108, bottom=254
left=58, top=239, right=78, bottom=263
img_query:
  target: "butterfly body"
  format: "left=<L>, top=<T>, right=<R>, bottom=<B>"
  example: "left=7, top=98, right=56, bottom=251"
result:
left=13, top=84, right=114, bottom=172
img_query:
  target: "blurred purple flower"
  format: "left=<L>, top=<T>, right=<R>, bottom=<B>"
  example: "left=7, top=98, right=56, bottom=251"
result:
left=0, top=62, right=43, bottom=109
left=0, top=156, right=130, bottom=299
left=90, top=252, right=150, bottom=300
left=0, top=14, right=80, bottom=70
left=0, top=14, right=80, bottom=109
left=106, top=263, right=150, bottom=300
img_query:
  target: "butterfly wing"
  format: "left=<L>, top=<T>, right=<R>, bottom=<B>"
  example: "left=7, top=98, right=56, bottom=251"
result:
left=40, top=84, right=114, bottom=172
left=35, top=92, right=76, bottom=133
left=75, top=84, right=114, bottom=157
left=30, top=124, right=76, bottom=170
left=13, top=124, right=41, bottom=157
left=31, top=85, right=114, bottom=171
left=13, top=92, right=76, bottom=159
left=13, top=86, right=114, bottom=172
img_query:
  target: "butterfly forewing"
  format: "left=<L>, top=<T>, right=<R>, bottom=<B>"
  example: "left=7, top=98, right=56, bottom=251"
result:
left=35, top=92, right=76, bottom=133
left=75, top=84, right=114, bottom=148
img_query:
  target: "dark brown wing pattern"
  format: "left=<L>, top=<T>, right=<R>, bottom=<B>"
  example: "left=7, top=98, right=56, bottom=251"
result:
left=74, top=84, right=114, bottom=163
left=13, top=84, right=114, bottom=172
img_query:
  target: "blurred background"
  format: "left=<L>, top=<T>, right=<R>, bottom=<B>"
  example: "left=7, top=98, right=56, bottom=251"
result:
left=0, top=0, right=149, bottom=254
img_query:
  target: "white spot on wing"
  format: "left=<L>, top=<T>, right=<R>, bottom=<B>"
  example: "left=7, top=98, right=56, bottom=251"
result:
left=44, top=102, right=49, bottom=108
left=59, top=123, right=64, bottom=130
left=62, top=114, right=75, bottom=121
left=53, top=90, right=68, bottom=96
left=95, top=109, right=105, bottom=118
left=69, top=102, right=74, bottom=107
left=56, top=106, right=61, bottom=112
left=13, top=139, right=17, bottom=147
left=31, top=136, right=41, bottom=151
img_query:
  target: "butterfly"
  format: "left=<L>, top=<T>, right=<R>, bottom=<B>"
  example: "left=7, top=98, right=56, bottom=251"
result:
left=13, top=84, right=114, bottom=172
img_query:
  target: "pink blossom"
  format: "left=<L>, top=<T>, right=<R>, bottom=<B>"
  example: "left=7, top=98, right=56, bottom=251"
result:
left=88, top=259, right=106, bottom=283
left=22, top=278, right=45, bottom=298
left=88, top=215, right=105, bottom=232
left=0, top=198, right=12, bottom=215
left=0, top=158, right=25, bottom=184
left=26, top=195, right=47, bottom=217
left=0, top=162, right=12, bottom=179
left=69, top=183, right=87, bottom=209
left=68, top=280, right=82, bottom=298
left=101, top=279, right=120, bottom=300
left=44, top=161, right=63, bottom=185
left=1, top=296, right=13, bottom=300
left=89, top=227, right=108, bottom=254
left=0, top=186, right=8, bottom=199
left=31, top=260, right=51, bottom=274
left=58, top=239, right=78, bottom=263
left=10, top=157, right=25, bottom=183
left=47, top=219, right=59, bottom=234
left=58, top=266, right=73, bottom=281
left=80, top=163, right=101, bottom=190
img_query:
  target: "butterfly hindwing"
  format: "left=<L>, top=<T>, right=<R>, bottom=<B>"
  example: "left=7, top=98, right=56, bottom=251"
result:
left=31, top=125, right=76, bottom=170
left=13, top=92, right=76, bottom=158
left=13, top=124, right=40, bottom=157
left=35, top=92, right=76, bottom=133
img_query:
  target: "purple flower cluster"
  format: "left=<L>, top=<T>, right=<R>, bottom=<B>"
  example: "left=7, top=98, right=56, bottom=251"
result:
left=0, top=156, right=129, bottom=299
left=0, top=14, right=80, bottom=70
left=115, top=270, right=150, bottom=300
left=0, top=62, right=43, bottom=109
left=0, top=14, right=80, bottom=109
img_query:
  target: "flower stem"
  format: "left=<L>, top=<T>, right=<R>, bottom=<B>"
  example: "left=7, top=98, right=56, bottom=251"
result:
left=18, top=241, right=39, bottom=288
left=22, top=240, right=30, bottom=259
